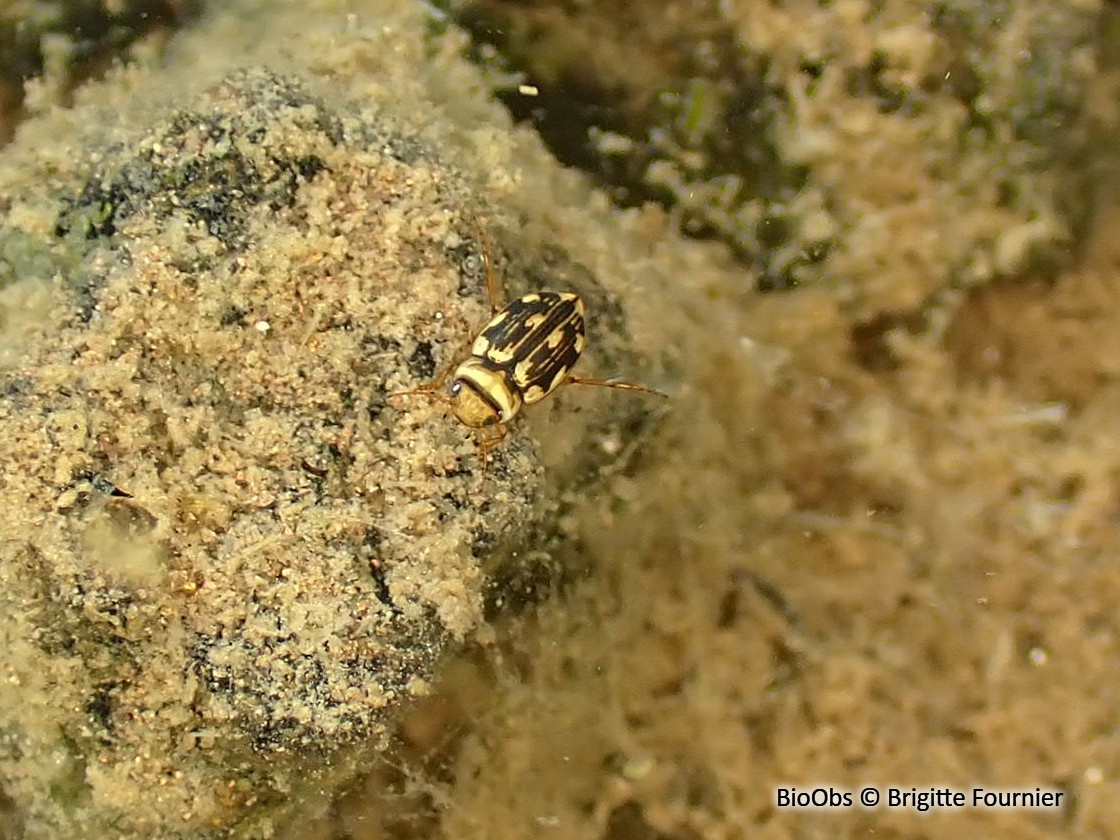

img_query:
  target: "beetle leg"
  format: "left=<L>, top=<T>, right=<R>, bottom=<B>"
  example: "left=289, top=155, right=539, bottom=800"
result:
left=387, top=352, right=461, bottom=402
left=475, top=423, right=508, bottom=470
left=566, top=374, right=668, bottom=398
left=474, top=218, right=503, bottom=314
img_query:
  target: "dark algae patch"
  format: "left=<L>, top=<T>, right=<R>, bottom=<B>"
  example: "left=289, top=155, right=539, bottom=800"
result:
left=55, top=74, right=339, bottom=247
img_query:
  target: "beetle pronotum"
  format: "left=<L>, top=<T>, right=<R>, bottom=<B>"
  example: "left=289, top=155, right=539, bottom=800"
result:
left=389, top=223, right=665, bottom=461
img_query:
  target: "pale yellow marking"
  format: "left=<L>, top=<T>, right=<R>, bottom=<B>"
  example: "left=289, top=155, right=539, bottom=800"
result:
left=487, top=345, right=517, bottom=364
left=549, top=365, right=571, bottom=393
left=471, top=334, right=491, bottom=356
left=513, top=359, right=533, bottom=385
left=522, top=385, right=546, bottom=404
left=546, top=330, right=565, bottom=349
left=574, top=333, right=586, bottom=353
